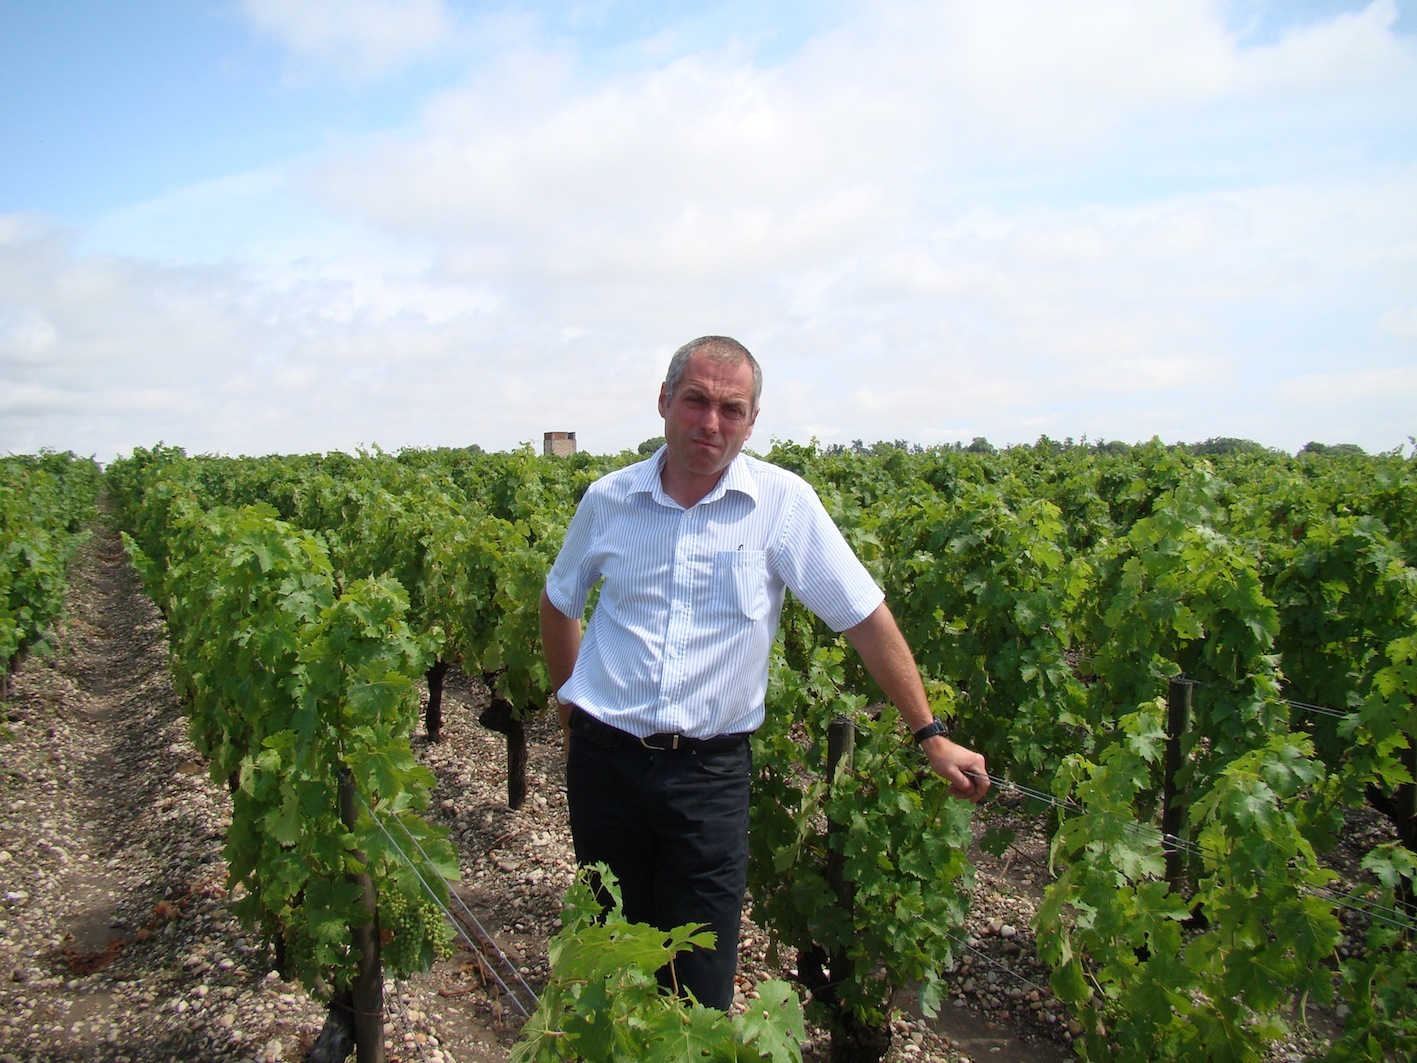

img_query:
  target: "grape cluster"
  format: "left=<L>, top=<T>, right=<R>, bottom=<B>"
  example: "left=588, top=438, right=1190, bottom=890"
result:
left=380, top=886, right=454, bottom=976
left=275, top=920, right=352, bottom=993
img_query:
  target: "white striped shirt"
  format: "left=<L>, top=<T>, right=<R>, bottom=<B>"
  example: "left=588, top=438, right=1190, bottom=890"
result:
left=545, top=447, right=884, bottom=738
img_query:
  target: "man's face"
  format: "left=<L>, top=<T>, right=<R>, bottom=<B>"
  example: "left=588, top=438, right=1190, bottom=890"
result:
left=658, top=352, right=758, bottom=487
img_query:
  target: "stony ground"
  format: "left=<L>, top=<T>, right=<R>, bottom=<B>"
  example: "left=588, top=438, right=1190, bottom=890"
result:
left=0, top=516, right=1374, bottom=1062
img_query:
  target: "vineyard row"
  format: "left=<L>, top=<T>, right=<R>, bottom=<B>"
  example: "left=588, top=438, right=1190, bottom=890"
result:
left=5, top=438, right=1415, bottom=1061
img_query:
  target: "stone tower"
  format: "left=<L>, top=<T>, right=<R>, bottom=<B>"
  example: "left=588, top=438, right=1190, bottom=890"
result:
left=543, top=431, right=577, bottom=457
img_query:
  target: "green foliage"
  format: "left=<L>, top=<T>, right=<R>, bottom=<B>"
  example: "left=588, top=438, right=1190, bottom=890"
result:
left=750, top=640, right=974, bottom=1029
left=1, top=452, right=102, bottom=679
left=104, top=475, right=457, bottom=996
left=1269, top=513, right=1417, bottom=805
left=513, top=865, right=806, bottom=1062
left=1078, top=468, right=1294, bottom=844
left=1324, top=844, right=1417, bottom=1060
left=103, top=437, right=1417, bottom=1060
left=1039, top=712, right=1342, bottom=1062
left=1300, top=442, right=1368, bottom=458
left=883, top=476, right=1092, bottom=786
left=1187, top=437, right=1275, bottom=458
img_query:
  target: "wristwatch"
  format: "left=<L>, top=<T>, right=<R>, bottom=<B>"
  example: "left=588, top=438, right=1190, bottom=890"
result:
left=912, top=717, right=948, bottom=744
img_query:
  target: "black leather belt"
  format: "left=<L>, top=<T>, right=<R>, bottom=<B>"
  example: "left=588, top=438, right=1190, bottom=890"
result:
left=567, top=705, right=748, bottom=754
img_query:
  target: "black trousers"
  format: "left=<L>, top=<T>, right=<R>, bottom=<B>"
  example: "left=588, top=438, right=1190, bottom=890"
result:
left=565, top=726, right=752, bottom=1010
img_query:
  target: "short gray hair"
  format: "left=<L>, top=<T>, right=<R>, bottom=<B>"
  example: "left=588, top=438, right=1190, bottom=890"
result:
left=663, top=336, right=762, bottom=412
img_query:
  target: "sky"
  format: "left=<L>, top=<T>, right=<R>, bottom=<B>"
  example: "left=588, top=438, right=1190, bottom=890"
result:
left=1, top=0, right=1415, bottom=461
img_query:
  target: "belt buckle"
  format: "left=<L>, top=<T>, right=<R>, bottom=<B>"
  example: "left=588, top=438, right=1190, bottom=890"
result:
left=640, top=733, right=680, bottom=751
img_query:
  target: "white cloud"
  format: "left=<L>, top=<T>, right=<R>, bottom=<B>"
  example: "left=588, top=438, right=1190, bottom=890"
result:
left=876, top=1, right=1237, bottom=143
left=4, top=1, right=1416, bottom=459
left=305, top=47, right=906, bottom=280
left=0, top=215, right=672, bottom=459
left=1379, top=306, right=1417, bottom=341
left=1275, top=365, right=1417, bottom=419
left=1240, top=0, right=1410, bottom=94
left=296, top=0, right=1417, bottom=274
left=0, top=308, right=57, bottom=364
left=240, top=0, right=458, bottom=80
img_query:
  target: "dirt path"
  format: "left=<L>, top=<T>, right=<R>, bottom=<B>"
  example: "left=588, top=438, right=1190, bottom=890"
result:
left=1, top=518, right=1076, bottom=1062
left=0, top=521, right=498, bottom=1062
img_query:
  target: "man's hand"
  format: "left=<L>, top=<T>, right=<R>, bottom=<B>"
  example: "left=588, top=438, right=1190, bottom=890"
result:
left=920, top=735, right=990, bottom=802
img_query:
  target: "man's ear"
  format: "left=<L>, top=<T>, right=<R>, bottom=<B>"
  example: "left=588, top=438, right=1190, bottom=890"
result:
left=744, top=407, right=759, bottom=441
left=657, top=382, right=670, bottom=418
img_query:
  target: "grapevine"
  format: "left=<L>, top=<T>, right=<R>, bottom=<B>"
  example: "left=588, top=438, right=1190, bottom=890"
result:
left=1, top=451, right=101, bottom=685
left=512, top=864, right=806, bottom=1062
left=88, top=437, right=1417, bottom=1059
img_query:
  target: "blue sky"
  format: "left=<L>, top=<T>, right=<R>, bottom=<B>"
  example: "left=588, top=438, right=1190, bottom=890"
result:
left=2, top=0, right=1414, bottom=459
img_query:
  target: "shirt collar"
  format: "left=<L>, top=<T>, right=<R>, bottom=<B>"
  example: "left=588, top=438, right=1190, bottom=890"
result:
left=633, top=446, right=760, bottom=509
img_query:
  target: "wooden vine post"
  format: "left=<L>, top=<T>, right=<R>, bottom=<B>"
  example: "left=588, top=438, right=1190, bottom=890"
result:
left=1396, top=731, right=1417, bottom=928
left=479, top=691, right=529, bottom=809
left=1160, top=676, right=1194, bottom=893
left=826, top=714, right=857, bottom=985
left=821, top=714, right=892, bottom=1063
left=339, top=769, right=387, bottom=1063
left=424, top=659, right=450, bottom=741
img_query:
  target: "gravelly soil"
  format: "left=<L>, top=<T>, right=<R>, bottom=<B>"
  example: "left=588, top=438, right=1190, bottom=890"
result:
left=0, top=517, right=1073, bottom=1062
left=2, top=514, right=1372, bottom=1062
left=0, top=524, right=505, bottom=1063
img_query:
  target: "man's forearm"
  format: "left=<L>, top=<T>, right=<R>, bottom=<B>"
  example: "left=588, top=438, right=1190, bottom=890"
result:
left=844, top=601, right=990, bottom=802
left=842, top=602, right=934, bottom=731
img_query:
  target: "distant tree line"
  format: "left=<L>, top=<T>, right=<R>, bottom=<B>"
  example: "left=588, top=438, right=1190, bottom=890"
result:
left=621, top=434, right=1378, bottom=460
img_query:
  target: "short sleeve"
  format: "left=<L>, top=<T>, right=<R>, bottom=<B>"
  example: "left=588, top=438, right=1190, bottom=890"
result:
left=544, top=488, right=601, bottom=617
left=771, top=487, right=883, bottom=632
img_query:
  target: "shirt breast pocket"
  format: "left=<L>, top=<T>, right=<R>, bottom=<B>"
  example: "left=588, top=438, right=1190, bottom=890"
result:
left=717, top=550, right=769, bottom=622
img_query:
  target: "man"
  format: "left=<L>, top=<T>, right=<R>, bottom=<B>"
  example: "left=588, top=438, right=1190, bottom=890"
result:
left=539, top=335, right=988, bottom=1009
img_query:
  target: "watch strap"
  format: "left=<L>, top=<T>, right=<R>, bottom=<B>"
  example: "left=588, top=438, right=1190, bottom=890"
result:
left=912, top=718, right=948, bottom=744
